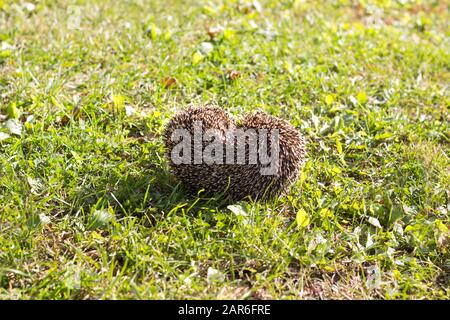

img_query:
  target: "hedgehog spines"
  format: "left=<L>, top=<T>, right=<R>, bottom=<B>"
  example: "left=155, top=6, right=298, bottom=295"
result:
left=162, top=106, right=306, bottom=201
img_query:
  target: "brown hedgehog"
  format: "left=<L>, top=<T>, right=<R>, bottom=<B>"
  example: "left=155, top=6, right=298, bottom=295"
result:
left=162, top=106, right=306, bottom=201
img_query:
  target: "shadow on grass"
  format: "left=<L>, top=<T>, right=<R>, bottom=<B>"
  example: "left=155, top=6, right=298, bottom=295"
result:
left=70, top=157, right=236, bottom=225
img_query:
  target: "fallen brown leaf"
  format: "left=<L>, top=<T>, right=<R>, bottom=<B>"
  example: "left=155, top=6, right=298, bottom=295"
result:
left=227, top=69, right=240, bottom=80
left=205, top=25, right=223, bottom=40
left=162, top=77, right=177, bottom=89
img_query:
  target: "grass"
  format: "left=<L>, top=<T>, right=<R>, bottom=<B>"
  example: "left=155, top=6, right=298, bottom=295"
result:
left=0, top=0, right=449, bottom=299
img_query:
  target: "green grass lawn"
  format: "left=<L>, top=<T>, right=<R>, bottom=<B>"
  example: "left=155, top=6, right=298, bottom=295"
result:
left=0, top=0, right=449, bottom=299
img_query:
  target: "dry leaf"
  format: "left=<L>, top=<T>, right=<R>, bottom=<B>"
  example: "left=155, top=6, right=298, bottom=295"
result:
left=227, top=69, right=240, bottom=80
left=162, top=77, right=177, bottom=89
left=205, top=25, right=223, bottom=40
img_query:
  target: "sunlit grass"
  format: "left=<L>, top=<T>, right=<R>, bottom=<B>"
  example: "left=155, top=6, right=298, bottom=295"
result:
left=0, top=0, right=448, bottom=299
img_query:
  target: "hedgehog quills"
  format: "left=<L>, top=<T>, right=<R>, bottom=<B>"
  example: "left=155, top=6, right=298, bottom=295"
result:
left=163, top=106, right=306, bottom=201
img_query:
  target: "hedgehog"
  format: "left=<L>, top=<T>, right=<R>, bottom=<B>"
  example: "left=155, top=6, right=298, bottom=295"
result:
left=163, top=105, right=237, bottom=196
left=162, top=105, right=306, bottom=201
